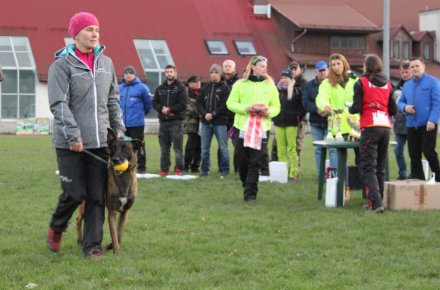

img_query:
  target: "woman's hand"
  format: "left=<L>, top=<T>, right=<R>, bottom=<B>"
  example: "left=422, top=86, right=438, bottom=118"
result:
left=323, top=105, right=333, bottom=114
left=69, top=141, right=84, bottom=152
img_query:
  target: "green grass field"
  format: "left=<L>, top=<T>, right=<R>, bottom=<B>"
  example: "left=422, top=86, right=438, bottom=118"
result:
left=1, top=134, right=440, bottom=290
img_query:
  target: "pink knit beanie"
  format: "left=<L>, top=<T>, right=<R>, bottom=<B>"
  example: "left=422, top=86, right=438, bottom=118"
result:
left=68, top=12, right=99, bottom=37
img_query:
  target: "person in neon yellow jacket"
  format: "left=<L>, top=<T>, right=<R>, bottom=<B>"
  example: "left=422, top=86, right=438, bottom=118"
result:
left=316, top=54, right=359, bottom=137
left=227, top=56, right=280, bottom=202
left=316, top=53, right=360, bottom=195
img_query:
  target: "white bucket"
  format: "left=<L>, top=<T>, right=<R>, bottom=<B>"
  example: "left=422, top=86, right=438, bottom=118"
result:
left=269, top=161, right=288, bottom=183
left=422, top=159, right=430, bottom=181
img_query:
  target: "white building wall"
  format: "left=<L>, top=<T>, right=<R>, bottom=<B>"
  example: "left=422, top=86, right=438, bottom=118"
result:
left=420, top=9, right=440, bottom=62
left=36, top=82, right=51, bottom=118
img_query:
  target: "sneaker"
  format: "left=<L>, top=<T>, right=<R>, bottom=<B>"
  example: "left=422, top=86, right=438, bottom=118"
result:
left=397, top=175, right=407, bottom=180
left=85, top=248, right=104, bottom=258
left=175, top=169, right=183, bottom=176
left=159, top=171, right=168, bottom=177
left=362, top=203, right=370, bottom=210
left=200, top=172, right=208, bottom=177
left=367, top=206, right=385, bottom=213
left=288, top=177, right=298, bottom=183
left=137, top=169, right=146, bottom=174
left=47, top=227, right=62, bottom=252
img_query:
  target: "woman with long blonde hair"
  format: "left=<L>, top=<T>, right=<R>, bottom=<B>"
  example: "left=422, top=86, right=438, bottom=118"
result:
left=227, top=56, right=280, bottom=202
left=316, top=53, right=360, bottom=196
left=316, top=53, right=359, bottom=150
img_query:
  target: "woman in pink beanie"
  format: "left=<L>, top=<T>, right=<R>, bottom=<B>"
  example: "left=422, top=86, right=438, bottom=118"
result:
left=68, top=12, right=100, bottom=38
left=47, top=12, right=125, bottom=258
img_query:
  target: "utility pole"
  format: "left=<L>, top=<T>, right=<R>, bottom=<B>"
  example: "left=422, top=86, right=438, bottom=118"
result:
left=383, top=0, right=390, bottom=78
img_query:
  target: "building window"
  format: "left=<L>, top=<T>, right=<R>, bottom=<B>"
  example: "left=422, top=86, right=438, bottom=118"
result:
left=423, top=42, right=430, bottom=59
left=233, top=40, right=257, bottom=55
left=393, top=40, right=400, bottom=59
left=205, top=40, right=228, bottom=55
left=402, top=41, right=410, bottom=60
left=0, top=36, right=36, bottom=119
left=134, top=39, right=175, bottom=93
left=330, top=36, right=366, bottom=49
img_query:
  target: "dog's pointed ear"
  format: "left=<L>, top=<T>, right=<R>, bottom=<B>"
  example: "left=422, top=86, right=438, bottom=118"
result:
left=107, top=128, right=117, bottom=145
left=131, top=139, right=143, bottom=152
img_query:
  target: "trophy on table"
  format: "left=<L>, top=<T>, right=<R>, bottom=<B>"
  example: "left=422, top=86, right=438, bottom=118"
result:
left=325, top=111, right=335, bottom=142
left=334, top=109, right=344, bottom=142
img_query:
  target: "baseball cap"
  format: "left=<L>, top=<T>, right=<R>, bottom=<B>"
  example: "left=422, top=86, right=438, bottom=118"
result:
left=315, top=61, right=328, bottom=71
left=289, top=61, right=300, bottom=70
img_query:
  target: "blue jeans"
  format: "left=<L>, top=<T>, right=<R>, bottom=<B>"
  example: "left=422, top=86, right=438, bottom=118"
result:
left=200, top=123, right=230, bottom=175
left=310, top=125, right=337, bottom=177
left=158, top=120, right=184, bottom=172
left=393, top=133, right=407, bottom=178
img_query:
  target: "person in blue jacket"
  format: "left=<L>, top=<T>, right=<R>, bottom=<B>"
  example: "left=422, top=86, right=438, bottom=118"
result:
left=119, top=66, right=152, bottom=173
left=398, top=57, right=440, bottom=182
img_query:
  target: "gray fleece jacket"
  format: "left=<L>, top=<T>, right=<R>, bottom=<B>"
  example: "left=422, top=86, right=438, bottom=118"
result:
left=48, top=44, right=124, bottom=149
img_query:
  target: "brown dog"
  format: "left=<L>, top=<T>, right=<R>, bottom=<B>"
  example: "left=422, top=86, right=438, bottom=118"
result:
left=76, top=129, right=141, bottom=255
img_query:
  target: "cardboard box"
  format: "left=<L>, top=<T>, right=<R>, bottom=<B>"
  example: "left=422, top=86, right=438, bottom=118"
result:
left=423, top=184, right=440, bottom=210
left=383, top=180, right=440, bottom=210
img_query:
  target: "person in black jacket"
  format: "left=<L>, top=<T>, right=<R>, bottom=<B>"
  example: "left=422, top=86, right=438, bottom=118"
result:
left=273, top=69, right=305, bottom=181
left=183, top=75, right=202, bottom=173
left=197, top=64, right=230, bottom=177
left=290, top=61, right=308, bottom=165
left=271, top=61, right=308, bottom=164
left=392, top=61, right=411, bottom=180
left=222, top=60, right=240, bottom=173
left=153, top=64, right=188, bottom=176
left=302, top=60, right=337, bottom=180
left=222, top=59, right=240, bottom=131
left=349, top=54, right=397, bottom=213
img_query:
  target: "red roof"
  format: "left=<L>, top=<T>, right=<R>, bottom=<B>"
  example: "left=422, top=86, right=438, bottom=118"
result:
left=268, top=0, right=440, bottom=32
left=376, top=25, right=412, bottom=41
left=270, top=3, right=379, bottom=32
left=411, top=31, right=436, bottom=41
left=0, top=0, right=289, bottom=82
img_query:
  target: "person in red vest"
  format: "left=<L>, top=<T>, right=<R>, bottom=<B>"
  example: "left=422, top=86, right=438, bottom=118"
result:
left=349, top=54, right=397, bottom=213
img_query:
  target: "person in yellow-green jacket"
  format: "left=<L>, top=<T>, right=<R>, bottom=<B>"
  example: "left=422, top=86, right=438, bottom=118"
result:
left=316, top=53, right=360, bottom=168
left=227, top=56, right=281, bottom=202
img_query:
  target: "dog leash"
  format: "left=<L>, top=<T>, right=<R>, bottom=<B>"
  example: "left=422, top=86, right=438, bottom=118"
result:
left=83, top=149, right=111, bottom=166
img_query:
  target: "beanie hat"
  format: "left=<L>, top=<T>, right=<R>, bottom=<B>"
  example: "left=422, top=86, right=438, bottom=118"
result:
left=187, top=75, right=201, bottom=83
left=123, top=66, right=136, bottom=75
left=68, top=12, right=100, bottom=37
left=281, top=69, right=293, bottom=79
left=209, top=64, right=223, bottom=75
